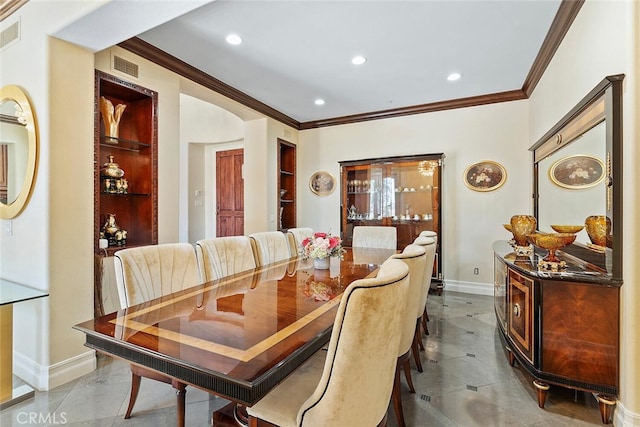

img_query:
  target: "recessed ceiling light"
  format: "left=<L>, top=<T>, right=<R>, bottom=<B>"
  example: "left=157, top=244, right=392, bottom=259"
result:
left=352, top=55, right=367, bottom=65
left=314, top=99, right=325, bottom=106
left=225, top=34, right=243, bottom=45
left=447, top=72, right=461, bottom=81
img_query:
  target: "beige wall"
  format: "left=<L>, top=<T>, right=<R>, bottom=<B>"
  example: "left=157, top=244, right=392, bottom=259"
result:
left=529, top=0, right=638, bottom=423
left=298, top=100, right=530, bottom=291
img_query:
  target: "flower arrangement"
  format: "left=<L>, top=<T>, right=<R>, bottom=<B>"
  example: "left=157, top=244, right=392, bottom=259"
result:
left=300, top=232, right=346, bottom=260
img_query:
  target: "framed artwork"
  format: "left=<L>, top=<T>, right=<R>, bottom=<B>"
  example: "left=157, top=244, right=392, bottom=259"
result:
left=548, top=154, right=605, bottom=189
left=309, top=171, right=336, bottom=196
left=463, top=160, right=507, bottom=192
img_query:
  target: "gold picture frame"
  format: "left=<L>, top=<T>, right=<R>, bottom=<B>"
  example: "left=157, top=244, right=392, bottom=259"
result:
left=309, top=171, right=336, bottom=196
left=463, top=160, right=507, bottom=192
left=548, top=154, right=605, bottom=189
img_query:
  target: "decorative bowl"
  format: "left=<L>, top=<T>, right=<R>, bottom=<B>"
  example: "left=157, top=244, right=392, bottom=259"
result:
left=527, top=232, right=576, bottom=262
left=550, top=225, right=584, bottom=234
left=585, top=215, right=611, bottom=247
left=510, top=215, right=537, bottom=247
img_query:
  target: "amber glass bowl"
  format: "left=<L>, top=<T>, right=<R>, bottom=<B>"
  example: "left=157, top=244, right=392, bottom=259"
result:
left=550, top=225, right=584, bottom=234
left=527, top=232, right=576, bottom=262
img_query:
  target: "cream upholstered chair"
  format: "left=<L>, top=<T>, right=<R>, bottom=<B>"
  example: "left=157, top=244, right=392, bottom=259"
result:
left=114, top=243, right=201, bottom=426
left=418, top=230, right=438, bottom=331
left=247, top=258, right=411, bottom=427
left=389, top=243, right=427, bottom=427
left=352, top=225, right=397, bottom=249
left=249, top=231, right=291, bottom=266
left=411, top=236, right=437, bottom=371
left=196, top=236, right=257, bottom=281
left=286, top=227, right=314, bottom=256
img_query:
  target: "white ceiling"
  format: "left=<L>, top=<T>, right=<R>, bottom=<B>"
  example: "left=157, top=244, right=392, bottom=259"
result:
left=53, top=0, right=563, bottom=124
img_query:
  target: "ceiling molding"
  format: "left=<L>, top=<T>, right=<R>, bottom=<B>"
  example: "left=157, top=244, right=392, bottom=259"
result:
left=118, top=37, right=301, bottom=130
left=119, top=0, right=580, bottom=130
left=522, top=0, right=584, bottom=97
left=299, top=90, right=527, bottom=130
left=0, top=0, right=27, bottom=22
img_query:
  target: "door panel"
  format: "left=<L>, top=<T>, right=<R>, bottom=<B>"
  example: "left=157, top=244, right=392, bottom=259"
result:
left=216, top=149, right=244, bottom=236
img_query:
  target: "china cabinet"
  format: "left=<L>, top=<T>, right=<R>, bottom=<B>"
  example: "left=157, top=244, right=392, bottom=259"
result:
left=339, top=154, right=443, bottom=282
left=278, top=139, right=296, bottom=230
left=494, top=75, right=623, bottom=424
left=94, top=71, right=158, bottom=254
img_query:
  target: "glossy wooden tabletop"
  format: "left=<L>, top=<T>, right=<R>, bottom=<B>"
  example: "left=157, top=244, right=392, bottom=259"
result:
left=74, top=248, right=395, bottom=405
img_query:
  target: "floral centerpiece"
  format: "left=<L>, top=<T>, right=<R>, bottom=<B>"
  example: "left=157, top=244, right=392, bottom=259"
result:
left=300, top=232, right=346, bottom=269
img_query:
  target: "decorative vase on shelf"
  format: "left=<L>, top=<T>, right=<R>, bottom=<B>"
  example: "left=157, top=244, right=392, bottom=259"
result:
left=313, top=257, right=330, bottom=270
left=100, top=96, right=127, bottom=139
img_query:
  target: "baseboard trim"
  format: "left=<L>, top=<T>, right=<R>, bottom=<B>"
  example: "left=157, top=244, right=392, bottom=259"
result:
left=13, top=350, right=96, bottom=391
left=614, top=400, right=640, bottom=426
left=442, top=280, right=493, bottom=296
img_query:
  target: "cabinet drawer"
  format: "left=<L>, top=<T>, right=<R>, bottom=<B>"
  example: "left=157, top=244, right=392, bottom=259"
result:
left=508, top=269, right=534, bottom=364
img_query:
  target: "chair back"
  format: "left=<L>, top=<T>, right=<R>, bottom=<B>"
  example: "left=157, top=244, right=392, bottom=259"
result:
left=114, top=243, right=200, bottom=309
left=352, top=225, right=397, bottom=249
left=249, top=231, right=291, bottom=266
left=390, top=244, right=427, bottom=355
left=196, top=236, right=257, bottom=281
left=297, top=258, right=410, bottom=427
left=412, top=236, right=437, bottom=317
left=418, top=230, right=438, bottom=244
left=286, top=227, right=314, bottom=256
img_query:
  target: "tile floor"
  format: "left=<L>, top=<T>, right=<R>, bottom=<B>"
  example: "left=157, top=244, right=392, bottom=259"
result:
left=1, top=291, right=604, bottom=426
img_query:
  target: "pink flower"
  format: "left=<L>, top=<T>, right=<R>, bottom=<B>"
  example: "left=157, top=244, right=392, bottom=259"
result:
left=301, top=237, right=311, bottom=247
left=314, top=232, right=327, bottom=239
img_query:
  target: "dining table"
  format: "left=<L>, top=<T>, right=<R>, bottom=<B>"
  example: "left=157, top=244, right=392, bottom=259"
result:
left=74, top=247, right=396, bottom=426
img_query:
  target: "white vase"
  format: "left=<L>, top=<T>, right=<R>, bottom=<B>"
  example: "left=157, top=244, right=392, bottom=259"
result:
left=313, top=257, right=330, bottom=270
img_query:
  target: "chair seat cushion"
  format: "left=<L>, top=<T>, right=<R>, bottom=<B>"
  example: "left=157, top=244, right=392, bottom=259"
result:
left=247, top=350, right=326, bottom=426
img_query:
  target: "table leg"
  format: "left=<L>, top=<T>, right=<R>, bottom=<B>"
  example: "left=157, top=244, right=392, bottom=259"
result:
left=0, top=305, right=12, bottom=401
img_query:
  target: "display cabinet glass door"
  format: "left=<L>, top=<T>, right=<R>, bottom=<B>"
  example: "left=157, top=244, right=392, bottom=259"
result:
left=340, top=154, right=443, bottom=280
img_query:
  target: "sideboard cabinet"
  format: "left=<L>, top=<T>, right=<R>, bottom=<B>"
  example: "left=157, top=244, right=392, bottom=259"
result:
left=339, top=154, right=443, bottom=283
left=493, top=241, right=620, bottom=424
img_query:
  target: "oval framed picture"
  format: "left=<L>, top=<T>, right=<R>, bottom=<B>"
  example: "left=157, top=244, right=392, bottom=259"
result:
left=309, top=171, right=336, bottom=196
left=463, top=160, right=507, bottom=192
left=548, top=154, right=605, bottom=189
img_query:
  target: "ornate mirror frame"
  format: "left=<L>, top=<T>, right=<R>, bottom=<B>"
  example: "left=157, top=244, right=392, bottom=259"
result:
left=530, top=74, right=624, bottom=280
left=0, top=85, right=38, bottom=219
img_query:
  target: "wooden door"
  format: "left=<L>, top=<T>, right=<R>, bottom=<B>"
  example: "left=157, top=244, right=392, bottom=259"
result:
left=216, top=149, right=244, bottom=236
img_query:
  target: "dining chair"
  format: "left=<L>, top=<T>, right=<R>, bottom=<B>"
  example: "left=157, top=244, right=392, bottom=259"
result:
left=247, top=258, right=410, bottom=427
left=352, top=225, right=397, bottom=249
left=196, top=236, right=257, bottom=281
left=417, top=230, right=438, bottom=328
left=411, top=236, right=437, bottom=371
left=113, top=243, right=201, bottom=427
left=389, top=243, right=427, bottom=427
left=286, top=227, right=314, bottom=256
left=249, top=231, right=291, bottom=266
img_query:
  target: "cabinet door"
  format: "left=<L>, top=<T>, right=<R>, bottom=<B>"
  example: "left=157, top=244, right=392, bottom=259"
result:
left=494, top=256, right=508, bottom=332
left=541, top=281, right=618, bottom=390
left=508, top=269, right=535, bottom=364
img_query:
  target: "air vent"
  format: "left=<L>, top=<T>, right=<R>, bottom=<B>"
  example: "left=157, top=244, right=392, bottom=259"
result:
left=0, top=20, right=20, bottom=50
left=113, top=55, right=139, bottom=79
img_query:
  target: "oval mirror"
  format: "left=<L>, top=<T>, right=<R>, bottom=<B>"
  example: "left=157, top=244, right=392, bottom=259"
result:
left=0, top=85, right=38, bottom=219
